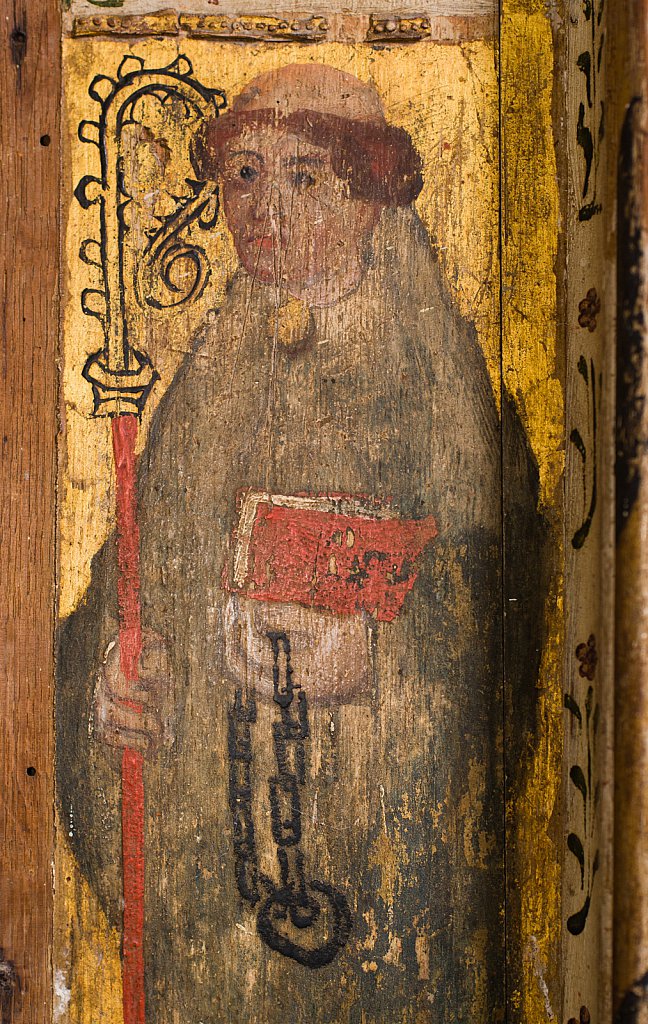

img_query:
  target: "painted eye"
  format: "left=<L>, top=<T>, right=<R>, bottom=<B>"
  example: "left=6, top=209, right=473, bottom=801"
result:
left=293, top=170, right=316, bottom=189
left=239, top=164, right=257, bottom=182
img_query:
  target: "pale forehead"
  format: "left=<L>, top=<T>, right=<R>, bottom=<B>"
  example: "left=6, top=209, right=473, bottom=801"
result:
left=225, top=126, right=330, bottom=162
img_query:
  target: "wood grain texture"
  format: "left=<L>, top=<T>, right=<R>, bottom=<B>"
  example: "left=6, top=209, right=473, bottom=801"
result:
left=0, top=0, right=59, bottom=1020
left=613, top=1, right=648, bottom=1016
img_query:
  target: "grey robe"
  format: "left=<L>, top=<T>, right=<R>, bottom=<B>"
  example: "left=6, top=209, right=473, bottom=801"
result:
left=57, top=207, right=545, bottom=1023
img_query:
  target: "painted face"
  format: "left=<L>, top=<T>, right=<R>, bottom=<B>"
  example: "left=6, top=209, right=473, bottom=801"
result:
left=220, top=126, right=380, bottom=300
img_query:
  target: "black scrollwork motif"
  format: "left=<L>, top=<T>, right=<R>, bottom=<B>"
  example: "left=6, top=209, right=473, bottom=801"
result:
left=75, top=54, right=226, bottom=414
left=564, top=639, right=600, bottom=936
left=576, top=0, right=605, bottom=221
left=570, top=356, right=601, bottom=549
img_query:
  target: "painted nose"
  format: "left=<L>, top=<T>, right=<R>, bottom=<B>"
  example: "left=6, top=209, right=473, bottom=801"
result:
left=249, top=182, right=284, bottom=236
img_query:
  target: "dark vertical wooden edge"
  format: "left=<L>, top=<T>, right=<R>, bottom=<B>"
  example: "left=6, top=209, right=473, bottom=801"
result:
left=613, top=1, right=648, bottom=1016
left=0, top=0, right=60, bottom=1018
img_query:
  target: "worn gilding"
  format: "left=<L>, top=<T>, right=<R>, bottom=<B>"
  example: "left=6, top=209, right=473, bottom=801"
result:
left=501, top=3, right=563, bottom=1021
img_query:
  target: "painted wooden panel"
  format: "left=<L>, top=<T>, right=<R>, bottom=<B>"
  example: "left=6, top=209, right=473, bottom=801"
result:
left=54, top=25, right=538, bottom=1024
left=0, top=1, right=597, bottom=1022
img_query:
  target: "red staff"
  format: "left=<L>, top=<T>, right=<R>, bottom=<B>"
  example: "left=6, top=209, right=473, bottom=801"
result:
left=76, top=54, right=224, bottom=1024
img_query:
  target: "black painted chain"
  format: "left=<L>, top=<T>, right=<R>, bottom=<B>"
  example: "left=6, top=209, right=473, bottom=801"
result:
left=227, top=630, right=352, bottom=968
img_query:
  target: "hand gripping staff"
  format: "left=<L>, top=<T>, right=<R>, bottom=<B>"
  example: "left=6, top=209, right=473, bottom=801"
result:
left=75, top=54, right=225, bottom=1024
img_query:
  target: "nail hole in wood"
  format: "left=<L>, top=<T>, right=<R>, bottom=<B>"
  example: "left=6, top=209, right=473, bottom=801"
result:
left=10, top=26, right=27, bottom=68
left=40, top=134, right=51, bottom=147
left=26, top=766, right=36, bottom=777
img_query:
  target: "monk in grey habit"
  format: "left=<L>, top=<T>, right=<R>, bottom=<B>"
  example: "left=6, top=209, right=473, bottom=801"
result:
left=58, top=64, right=546, bottom=1023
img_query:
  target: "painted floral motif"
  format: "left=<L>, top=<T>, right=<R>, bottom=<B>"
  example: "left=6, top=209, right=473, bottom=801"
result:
left=576, top=634, right=598, bottom=681
left=578, top=288, right=601, bottom=331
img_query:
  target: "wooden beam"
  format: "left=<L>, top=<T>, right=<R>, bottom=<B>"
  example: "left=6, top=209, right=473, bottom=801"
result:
left=0, top=0, right=59, bottom=1018
left=613, top=1, right=648, bottom=1015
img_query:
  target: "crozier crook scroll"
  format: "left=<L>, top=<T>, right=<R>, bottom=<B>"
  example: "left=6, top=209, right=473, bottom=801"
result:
left=75, top=54, right=225, bottom=1024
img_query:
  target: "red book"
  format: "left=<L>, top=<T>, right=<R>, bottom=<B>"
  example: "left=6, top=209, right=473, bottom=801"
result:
left=227, top=491, right=437, bottom=623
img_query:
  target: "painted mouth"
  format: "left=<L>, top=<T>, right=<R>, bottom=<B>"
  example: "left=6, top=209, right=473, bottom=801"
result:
left=247, top=235, right=276, bottom=252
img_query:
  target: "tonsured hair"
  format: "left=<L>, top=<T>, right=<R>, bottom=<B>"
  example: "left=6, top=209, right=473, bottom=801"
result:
left=191, top=109, right=424, bottom=208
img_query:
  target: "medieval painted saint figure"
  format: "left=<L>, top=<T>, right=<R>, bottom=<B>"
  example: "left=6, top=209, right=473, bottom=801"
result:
left=58, top=62, right=544, bottom=1023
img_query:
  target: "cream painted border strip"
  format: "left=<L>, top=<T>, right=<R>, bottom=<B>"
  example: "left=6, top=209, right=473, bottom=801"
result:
left=68, top=0, right=497, bottom=16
